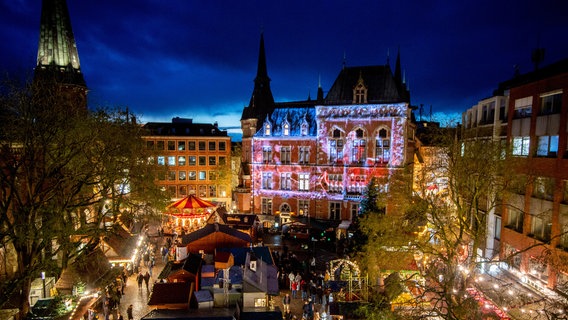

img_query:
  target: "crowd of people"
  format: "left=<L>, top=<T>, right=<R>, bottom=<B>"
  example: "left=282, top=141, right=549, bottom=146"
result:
left=273, top=248, right=336, bottom=320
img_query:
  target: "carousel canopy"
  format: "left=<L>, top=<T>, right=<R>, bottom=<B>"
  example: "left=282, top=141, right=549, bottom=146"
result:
left=166, top=194, right=217, bottom=218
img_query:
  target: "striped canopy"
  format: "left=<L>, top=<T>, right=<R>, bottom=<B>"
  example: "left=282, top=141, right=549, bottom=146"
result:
left=167, top=194, right=216, bottom=210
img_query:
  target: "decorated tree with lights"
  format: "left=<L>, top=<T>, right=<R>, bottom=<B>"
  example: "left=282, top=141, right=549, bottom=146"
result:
left=348, top=125, right=546, bottom=319
left=0, top=79, right=167, bottom=316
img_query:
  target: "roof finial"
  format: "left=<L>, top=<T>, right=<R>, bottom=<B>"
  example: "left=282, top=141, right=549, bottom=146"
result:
left=342, top=51, right=347, bottom=70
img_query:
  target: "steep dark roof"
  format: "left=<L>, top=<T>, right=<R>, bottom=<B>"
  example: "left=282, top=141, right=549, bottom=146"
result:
left=325, top=65, right=410, bottom=105
left=255, top=106, right=317, bottom=137
left=494, top=57, right=568, bottom=95
left=180, top=223, right=251, bottom=245
left=143, top=118, right=228, bottom=137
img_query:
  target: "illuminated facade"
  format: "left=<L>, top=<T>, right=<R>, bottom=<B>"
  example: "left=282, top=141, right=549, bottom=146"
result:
left=143, top=118, right=232, bottom=207
left=238, top=34, right=416, bottom=227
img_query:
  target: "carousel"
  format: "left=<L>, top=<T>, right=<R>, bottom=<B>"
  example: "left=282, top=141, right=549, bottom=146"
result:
left=164, top=194, right=217, bottom=234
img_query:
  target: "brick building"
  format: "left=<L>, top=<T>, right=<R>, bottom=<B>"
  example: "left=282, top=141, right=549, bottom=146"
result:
left=496, top=58, right=568, bottom=293
left=237, top=34, right=416, bottom=231
left=143, top=118, right=232, bottom=208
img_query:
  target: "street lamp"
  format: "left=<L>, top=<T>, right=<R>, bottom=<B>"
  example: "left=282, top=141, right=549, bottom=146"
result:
left=41, top=271, right=46, bottom=298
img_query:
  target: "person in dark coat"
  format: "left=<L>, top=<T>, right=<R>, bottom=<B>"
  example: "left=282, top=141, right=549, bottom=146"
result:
left=126, top=304, right=133, bottom=320
left=136, top=272, right=143, bottom=290
left=143, top=271, right=150, bottom=291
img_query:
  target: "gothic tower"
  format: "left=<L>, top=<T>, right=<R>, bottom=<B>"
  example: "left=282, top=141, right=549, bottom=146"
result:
left=34, top=0, right=88, bottom=112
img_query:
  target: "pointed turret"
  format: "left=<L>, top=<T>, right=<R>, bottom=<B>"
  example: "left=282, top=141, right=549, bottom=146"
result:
left=34, top=0, right=87, bottom=111
left=394, top=47, right=402, bottom=84
left=241, top=32, right=275, bottom=137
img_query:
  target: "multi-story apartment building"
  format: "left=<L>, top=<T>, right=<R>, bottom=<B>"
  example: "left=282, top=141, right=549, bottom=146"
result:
left=461, top=95, right=509, bottom=260
left=143, top=118, right=232, bottom=208
left=495, top=58, right=568, bottom=294
left=237, top=34, right=416, bottom=231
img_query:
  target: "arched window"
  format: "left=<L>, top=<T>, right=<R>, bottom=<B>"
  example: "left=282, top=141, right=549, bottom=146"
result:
left=351, top=128, right=366, bottom=164
left=375, top=128, right=390, bottom=164
left=329, top=128, right=344, bottom=163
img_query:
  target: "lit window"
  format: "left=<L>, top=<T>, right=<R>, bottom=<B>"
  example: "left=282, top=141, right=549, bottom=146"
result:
left=283, top=122, right=290, bottom=136
left=351, top=128, right=366, bottom=164
left=375, top=128, right=390, bottom=164
left=199, top=171, right=206, bottom=180
left=264, top=122, right=271, bottom=136
left=189, top=156, right=196, bottom=166
left=188, top=171, right=196, bottom=180
left=157, top=156, right=165, bottom=166
left=178, top=156, right=186, bottom=166
left=299, top=146, right=310, bottom=164
left=299, top=173, right=310, bottom=191
left=352, top=73, right=368, bottom=104
left=280, top=173, right=292, bottom=190
left=179, top=171, right=186, bottom=181
left=167, top=156, right=176, bottom=166
left=301, top=120, right=309, bottom=136
left=330, top=129, right=344, bottom=163
left=262, top=172, right=273, bottom=190
left=178, top=141, right=186, bottom=151
left=298, top=200, right=309, bottom=216
left=536, top=135, right=558, bottom=157
left=512, top=136, right=530, bottom=156
left=327, top=174, right=343, bottom=193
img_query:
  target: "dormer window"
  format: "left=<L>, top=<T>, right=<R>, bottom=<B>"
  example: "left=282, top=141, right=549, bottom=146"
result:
left=352, top=72, right=368, bottom=104
left=300, top=119, right=309, bottom=136
left=283, top=121, right=290, bottom=136
left=264, top=122, right=271, bottom=136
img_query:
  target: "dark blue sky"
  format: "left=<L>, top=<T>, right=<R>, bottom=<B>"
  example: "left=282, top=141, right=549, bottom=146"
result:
left=1, top=0, right=568, bottom=137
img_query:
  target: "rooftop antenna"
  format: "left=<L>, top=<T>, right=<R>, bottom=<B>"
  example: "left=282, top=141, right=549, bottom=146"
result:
left=342, top=51, right=347, bottom=70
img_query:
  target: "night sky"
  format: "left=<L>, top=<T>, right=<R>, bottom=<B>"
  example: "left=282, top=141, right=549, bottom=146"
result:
left=1, top=1, right=568, bottom=139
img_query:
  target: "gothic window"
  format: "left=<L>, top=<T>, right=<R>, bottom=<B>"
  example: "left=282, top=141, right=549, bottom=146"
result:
left=351, top=128, right=366, bottom=164
left=375, top=128, right=391, bottom=164
left=330, top=129, right=344, bottom=163
left=280, top=203, right=291, bottom=215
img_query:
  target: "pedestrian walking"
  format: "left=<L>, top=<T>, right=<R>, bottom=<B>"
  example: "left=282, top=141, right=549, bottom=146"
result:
left=126, top=304, right=133, bottom=320
left=282, top=293, right=291, bottom=313
left=143, top=271, right=150, bottom=291
left=136, top=272, right=143, bottom=290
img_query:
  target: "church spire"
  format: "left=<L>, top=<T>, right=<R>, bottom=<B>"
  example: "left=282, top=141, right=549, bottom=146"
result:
left=35, top=0, right=86, bottom=88
left=241, top=32, right=275, bottom=122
